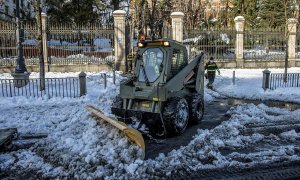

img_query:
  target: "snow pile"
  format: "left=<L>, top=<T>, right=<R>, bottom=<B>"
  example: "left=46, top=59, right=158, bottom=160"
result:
left=1, top=69, right=300, bottom=179
left=118, top=103, right=300, bottom=179
left=0, top=72, right=143, bottom=179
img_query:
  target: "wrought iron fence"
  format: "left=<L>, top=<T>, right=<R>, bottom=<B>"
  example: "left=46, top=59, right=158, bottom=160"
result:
left=0, top=21, right=38, bottom=62
left=270, top=73, right=300, bottom=90
left=244, top=28, right=286, bottom=60
left=0, top=21, right=114, bottom=66
left=0, top=57, right=40, bottom=66
left=296, top=31, right=300, bottom=59
left=47, top=23, right=114, bottom=65
left=0, top=77, right=80, bottom=98
left=0, top=22, right=17, bottom=59
left=162, top=22, right=172, bottom=39
left=183, top=27, right=236, bottom=61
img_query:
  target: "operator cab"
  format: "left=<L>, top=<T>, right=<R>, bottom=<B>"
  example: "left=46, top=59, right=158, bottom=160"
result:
left=135, top=39, right=188, bottom=85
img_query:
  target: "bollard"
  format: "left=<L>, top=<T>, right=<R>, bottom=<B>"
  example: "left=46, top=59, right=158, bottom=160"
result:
left=232, top=70, right=236, bottom=85
left=262, top=69, right=271, bottom=91
left=104, top=73, right=107, bottom=89
left=79, top=72, right=86, bottom=96
left=113, top=69, right=116, bottom=85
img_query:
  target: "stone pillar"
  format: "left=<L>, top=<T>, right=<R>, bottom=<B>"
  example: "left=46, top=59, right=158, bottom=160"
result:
left=41, top=13, right=48, bottom=69
left=287, top=18, right=297, bottom=67
left=113, top=10, right=126, bottom=71
left=234, top=16, right=245, bottom=68
left=171, top=12, right=184, bottom=43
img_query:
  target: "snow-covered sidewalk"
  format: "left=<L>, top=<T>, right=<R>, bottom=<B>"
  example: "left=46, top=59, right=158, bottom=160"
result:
left=214, top=68, right=300, bottom=103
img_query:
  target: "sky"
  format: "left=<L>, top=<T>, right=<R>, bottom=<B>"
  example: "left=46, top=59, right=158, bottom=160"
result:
left=0, top=67, right=300, bottom=179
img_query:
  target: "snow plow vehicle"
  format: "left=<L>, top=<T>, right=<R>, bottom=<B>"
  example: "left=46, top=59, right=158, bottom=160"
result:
left=111, top=39, right=205, bottom=137
left=86, top=39, right=205, bottom=156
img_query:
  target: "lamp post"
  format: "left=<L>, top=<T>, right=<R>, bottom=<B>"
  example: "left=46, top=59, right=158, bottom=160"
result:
left=12, top=0, right=30, bottom=88
left=15, top=0, right=27, bottom=73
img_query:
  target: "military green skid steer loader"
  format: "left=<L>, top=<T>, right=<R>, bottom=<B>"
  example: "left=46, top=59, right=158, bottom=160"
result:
left=111, top=39, right=205, bottom=137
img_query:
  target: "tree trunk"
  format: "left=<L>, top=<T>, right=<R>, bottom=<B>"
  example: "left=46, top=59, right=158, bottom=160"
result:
left=34, top=0, right=45, bottom=91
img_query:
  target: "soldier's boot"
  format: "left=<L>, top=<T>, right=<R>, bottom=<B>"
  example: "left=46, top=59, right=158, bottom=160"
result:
left=207, top=83, right=213, bottom=89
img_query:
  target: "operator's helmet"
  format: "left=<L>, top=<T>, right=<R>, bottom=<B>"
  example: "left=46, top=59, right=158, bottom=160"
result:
left=157, top=51, right=163, bottom=59
left=157, top=51, right=163, bottom=64
left=209, top=56, right=214, bottom=62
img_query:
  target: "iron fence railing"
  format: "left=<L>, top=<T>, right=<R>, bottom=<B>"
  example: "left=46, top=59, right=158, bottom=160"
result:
left=244, top=28, right=286, bottom=60
left=0, top=21, right=114, bottom=66
left=296, top=31, right=300, bottom=59
left=270, top=73, right=300, bottom=90
left=0, top=58, right=41, bottom=66
left=0, top=72, right=115, bottom=98
left=47, top=23, right=114, bottom=64
left=48, top=55, right=114, bottom=65
left=0, top=77, right=80, bottom=98
left=162, top=22, right=172, bottom=39
left=0, top=21, right=39, bottom=60
left=184, top=27, right=236, bottom=61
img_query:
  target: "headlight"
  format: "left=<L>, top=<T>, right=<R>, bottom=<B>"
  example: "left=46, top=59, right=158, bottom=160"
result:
left=137, top=42, right=144, bottom=47
left=163, top=41, right=170, bottom=46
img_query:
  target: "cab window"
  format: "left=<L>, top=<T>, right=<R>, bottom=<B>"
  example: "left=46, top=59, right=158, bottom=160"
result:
left=170, top=49, right=186, bottom=76
left=138, top=48, right=164, bottom=83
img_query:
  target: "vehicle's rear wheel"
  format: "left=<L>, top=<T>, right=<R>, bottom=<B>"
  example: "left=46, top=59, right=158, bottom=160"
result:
left=189, top=93, right=204, bottom=124
left=163, top=97, right=189, bottom=136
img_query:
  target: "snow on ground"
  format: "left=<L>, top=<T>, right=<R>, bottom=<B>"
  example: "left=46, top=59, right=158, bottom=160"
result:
left=214, top=67, right=300, bottom=103
left=0, top=68, right=300, bottom=179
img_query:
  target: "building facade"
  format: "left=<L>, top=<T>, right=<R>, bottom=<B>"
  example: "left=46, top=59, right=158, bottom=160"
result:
left=204, top=0, right=233, bottom=19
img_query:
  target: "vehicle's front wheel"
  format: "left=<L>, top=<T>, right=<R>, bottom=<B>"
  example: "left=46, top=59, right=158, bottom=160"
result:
left=189, top=94, right=204, bottom=124
left=163, top=97, right=189, bottom=136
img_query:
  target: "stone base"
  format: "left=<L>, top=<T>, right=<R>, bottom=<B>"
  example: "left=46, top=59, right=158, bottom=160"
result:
left=11, top=72, right=31, bottom=88
left=236, top=59, right=244, bottom=68
left=289, top=59, right=296, bottom=67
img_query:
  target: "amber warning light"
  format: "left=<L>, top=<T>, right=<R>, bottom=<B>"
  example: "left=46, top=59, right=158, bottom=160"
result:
left=138, top=41, right=170, bottom=47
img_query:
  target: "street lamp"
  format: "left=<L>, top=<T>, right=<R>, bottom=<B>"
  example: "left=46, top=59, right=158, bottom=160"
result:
left=12, top=0, right=30, bottom=88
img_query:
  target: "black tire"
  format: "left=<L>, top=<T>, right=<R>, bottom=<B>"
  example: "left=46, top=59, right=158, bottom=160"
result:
left=163, top=97, right=189, bottom=136
left=189, top=94, right=204, bottom=124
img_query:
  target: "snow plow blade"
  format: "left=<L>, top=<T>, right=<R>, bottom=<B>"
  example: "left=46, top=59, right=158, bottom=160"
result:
left=85, top=105, right=145, bottom=153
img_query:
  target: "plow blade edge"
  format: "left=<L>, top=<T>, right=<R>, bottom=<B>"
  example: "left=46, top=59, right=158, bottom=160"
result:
left=85, top=105, right=145, bottom=155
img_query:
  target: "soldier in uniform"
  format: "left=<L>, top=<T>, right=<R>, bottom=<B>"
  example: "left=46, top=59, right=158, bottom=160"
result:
left=127, top=50, right=135, bottom=73
left=205, top=57, right=220, bottom=89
